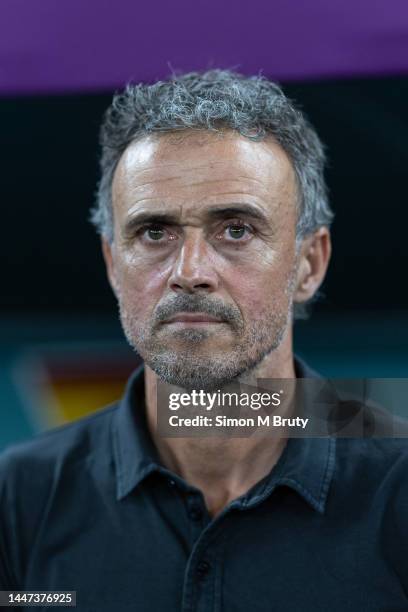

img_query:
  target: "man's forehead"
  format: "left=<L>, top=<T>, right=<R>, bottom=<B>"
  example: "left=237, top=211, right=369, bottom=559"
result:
left=112, top=131, right=298, bottom=218
left=115, top=131, right=293, bottom=179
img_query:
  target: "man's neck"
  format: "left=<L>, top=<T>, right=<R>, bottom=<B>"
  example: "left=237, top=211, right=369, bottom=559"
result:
left=145, top=337, right=296, bottom=517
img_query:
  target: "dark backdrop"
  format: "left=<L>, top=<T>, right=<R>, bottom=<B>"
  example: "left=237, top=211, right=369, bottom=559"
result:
left=2, top=76, right=408, bottom=315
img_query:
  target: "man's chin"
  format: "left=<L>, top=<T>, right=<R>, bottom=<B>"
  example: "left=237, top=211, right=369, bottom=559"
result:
left=144, top=353, right=241, bottom=392
left=164, top=328, right=212, bottom=344
left=149, top=330, right=237, bottom=359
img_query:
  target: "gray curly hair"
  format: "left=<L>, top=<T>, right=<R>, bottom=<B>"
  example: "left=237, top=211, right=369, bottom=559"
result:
left=90, top=70, right=334, bottom=318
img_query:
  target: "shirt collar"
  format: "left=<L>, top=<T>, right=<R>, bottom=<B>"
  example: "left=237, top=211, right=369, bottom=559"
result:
left=113, top=357, right=336, bottom=513
left=113, top=364, right=161, bottom=500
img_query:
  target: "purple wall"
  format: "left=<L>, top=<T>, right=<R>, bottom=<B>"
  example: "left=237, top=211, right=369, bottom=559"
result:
left=1, top=0, right=408, bottom=95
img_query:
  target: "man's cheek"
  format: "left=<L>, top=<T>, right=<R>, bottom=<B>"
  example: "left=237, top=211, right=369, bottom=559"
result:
left=121, top=264, right=169, bottom=296
left=234, top=282, right=281, bottom=315
left=125, top=293, right=148, bottom=315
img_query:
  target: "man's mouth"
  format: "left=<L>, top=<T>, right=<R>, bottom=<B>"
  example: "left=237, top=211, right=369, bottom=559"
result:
left=162, top=312, right=226, bottom=326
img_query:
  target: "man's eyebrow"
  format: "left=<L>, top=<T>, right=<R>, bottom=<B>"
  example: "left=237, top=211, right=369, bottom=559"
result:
left=204, top=205, right=268, bottom=222
left=122, top=204, right=269, bottom=235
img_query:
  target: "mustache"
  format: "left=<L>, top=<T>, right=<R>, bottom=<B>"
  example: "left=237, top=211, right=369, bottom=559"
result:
left=153, top=295, right=243, bottom=329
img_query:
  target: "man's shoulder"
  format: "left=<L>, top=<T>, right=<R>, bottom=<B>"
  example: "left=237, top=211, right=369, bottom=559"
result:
left=0, top=401, right=119, bottom=489
left=0, top=402, right=122, bottom=589
left=335, top=437, right=408, bottom=496
left=337, top=436, right=408, bottom=465
left=332, top=438, right=408, bottom=545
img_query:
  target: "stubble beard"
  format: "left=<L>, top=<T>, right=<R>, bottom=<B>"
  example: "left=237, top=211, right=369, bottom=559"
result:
left=118, top=284, right=295, bottom=392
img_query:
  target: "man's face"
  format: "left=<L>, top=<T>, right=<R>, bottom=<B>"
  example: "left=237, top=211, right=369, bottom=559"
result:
left=106, top=131, right=300, bottom=390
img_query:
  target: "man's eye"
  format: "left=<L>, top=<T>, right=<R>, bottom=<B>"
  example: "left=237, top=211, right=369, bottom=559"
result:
left=137, top=225, right=169, bottom=242
left=224, top=224, right=251, bottom=240
left=146, top=226, right=165, bottom=240
left=137, top=224, right=178, bottom=245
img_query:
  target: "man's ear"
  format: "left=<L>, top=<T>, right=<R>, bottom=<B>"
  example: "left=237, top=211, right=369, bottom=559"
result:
left=101, top=238, right=120, bottom=298
left=293, top=227, right=332, bottom=304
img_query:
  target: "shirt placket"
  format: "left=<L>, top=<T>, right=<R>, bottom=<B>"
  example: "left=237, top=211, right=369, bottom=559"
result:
left=179, top=489, right=225, bottom=612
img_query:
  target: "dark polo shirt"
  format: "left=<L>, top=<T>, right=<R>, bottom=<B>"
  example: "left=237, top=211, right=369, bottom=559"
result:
left=1, top=358, right=408, bottom=611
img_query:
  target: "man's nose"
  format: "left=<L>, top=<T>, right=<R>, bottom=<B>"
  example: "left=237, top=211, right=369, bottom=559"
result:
left=168, top=229, right=219, bottom=293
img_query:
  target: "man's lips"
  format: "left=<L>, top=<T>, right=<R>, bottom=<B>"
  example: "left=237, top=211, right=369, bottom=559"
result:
left=162, top=312, right=225, bottom=325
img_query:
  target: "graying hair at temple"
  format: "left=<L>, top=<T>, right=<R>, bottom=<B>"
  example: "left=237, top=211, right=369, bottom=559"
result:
left=90, top=69, right=334, bottom=318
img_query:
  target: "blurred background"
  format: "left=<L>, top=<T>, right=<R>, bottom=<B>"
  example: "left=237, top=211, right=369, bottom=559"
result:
left=1, top=0, right=408, bottom=449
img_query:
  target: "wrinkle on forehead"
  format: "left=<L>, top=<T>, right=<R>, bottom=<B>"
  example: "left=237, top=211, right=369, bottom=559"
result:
left=112, top=131, right=298, bottom=220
